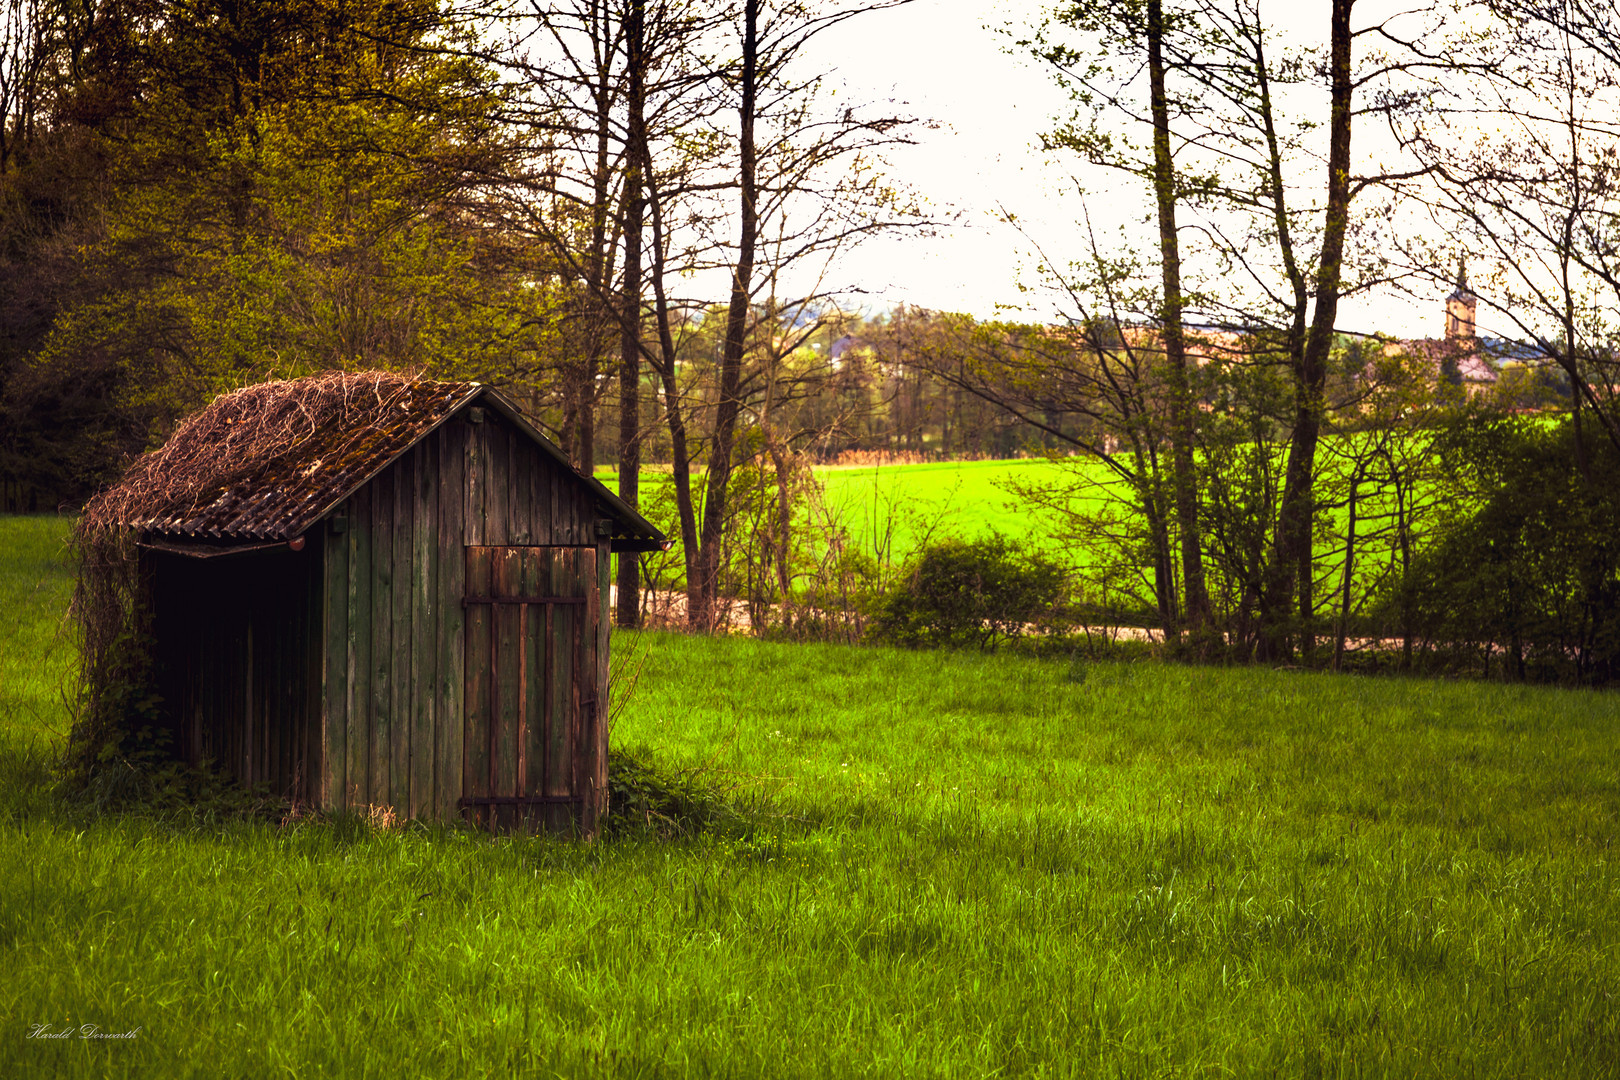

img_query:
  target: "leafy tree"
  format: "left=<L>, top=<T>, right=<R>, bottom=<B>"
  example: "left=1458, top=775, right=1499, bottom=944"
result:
left=0, top=0, right=137, bottom=510
left=0, top=0, right=542, bottom=513
left=44, top=0, right=526, bottom=406
left=1389, top=410, right=1620, bottom=683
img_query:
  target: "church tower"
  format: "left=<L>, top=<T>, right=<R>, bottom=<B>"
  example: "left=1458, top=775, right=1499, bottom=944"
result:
left=1446, top=258, right=1477, bottom=340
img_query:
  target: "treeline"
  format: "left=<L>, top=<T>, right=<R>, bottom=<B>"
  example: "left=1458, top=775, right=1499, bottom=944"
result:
left=0, top=0, right=528, bottom=511
left=634, top=314, right=1619, bottom=683
left=0, top=0, right=1079, bottom=628
left=623, top=307, right=1097, bottom=467
left=5, top=0, right=1620, bottom=677
left=627, top=0, right=1620, bottom=682
left=961, top=0, right=1620, bottom=678
left=0, top=0, right=934, bottom=627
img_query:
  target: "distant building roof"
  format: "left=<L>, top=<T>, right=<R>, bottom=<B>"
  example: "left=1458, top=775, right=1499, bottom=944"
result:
left=1391, top=337, right=1501, bottom=385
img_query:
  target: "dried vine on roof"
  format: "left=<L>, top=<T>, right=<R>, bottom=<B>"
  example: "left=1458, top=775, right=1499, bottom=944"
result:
left=80, top=370, right=467, bottom=535
left=67, top=370, right=466, bottom=792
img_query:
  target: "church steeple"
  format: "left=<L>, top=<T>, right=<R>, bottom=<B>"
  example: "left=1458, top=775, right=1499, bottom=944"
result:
left=1446, top=257, right=1477, bottom=340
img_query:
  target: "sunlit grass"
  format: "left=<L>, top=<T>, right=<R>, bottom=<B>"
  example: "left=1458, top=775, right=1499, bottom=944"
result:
left=816, top=458, right=1065, bottom=553
left=600, top=457, right=1079, bottom=562
left=2, top=515, right=1617, bottom=1078
left=608, top=453, right=1394, bottom=580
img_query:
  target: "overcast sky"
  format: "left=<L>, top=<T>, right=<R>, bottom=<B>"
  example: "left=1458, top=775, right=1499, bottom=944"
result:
left=813, top=0, right=1448, bottom=339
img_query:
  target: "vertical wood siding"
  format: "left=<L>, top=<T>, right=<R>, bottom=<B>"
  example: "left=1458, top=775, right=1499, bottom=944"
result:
left=459, top=544, right=598, bottom=833
left=587, top=535, right=612, bottom=837
left=148, top=406, right=616, bottom=832
left=318, top=410, right=610, bottom=830
left=436, top=420, right=465, bottom=821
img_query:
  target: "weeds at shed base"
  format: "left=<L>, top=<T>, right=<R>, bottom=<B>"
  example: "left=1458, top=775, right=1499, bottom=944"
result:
left=605, top=750, right=771, bottom=840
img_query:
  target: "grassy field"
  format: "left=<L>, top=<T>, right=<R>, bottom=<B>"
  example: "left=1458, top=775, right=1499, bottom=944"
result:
left=600, top=457, right=1098, bottom=565
left=606, top=454, right=1354, bottom=574
left=815, top=459, right=1063, bottom=555
left=3, top=514, right=1619, bottom=1078
left=0, top=516, right=76, bottom=757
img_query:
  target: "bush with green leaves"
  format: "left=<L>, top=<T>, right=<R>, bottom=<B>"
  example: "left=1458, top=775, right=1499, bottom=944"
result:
left=870, top=534, right=1065, bottom=650
left=1385, top=411, right=1620, bottom=683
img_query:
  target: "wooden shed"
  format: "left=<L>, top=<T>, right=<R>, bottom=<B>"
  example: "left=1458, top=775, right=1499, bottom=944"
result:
left=95, top=373, right=665, bottom=835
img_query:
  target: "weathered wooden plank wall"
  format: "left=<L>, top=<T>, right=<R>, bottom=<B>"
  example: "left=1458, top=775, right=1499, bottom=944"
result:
left=319, top=410, right=609, bottom=828
left=344, top=480, right=372, bottom=807
left=462, top=545, right=492, bottom=819
left=436, top=419, right=465, bottom=821
left=410, top=434, right=436, bottom=820
left=321, top=512, right=348, bottom=808
left=458, top=544, right=598, bottom=832
left=463, top=410, right=598, bottom=547
left=588, top=535, right=611, bottom=837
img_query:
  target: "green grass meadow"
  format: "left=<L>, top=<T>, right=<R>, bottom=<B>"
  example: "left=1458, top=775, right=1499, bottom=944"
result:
left=0, top=517, right=76, bottom=783
left=601, top=451, right=1421, bottom=580
left=600, top=458, right=1083, bottom=563
left=3, top=514, right=1619, bottom=1077
left=815, top=459, right=1062, bottom=554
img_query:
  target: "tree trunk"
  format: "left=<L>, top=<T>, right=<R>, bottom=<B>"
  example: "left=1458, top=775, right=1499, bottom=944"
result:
left=1147, top=0, right=1212, bottom=644
left=693, top=0, right=758, bottom=630
left=615, top=0, right=646, bottom=628
left=766, top=434, right=794, bottom=604
left=1333, top=467, right=1358, bottom=670
left=1259, top=0, right=1354, bottom=663
left=645, top=172, right=700, bottom=594
left=573, top=0, right=621, bottom=476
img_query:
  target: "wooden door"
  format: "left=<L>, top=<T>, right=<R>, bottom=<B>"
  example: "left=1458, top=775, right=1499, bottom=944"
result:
left=461, top=546, right=598, bottom=832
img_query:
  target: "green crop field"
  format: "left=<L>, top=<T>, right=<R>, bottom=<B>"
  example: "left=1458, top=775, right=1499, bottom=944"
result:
left=816, top=459, right=1073, bottom=557
left=600, top=457, right=1105, bottom=565
left=603, top=452, right=1380, bottom=575
left=3, top=514, right=1618, bottom=1078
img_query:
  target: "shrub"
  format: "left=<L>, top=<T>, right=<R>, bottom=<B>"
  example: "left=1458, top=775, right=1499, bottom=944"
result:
left=1383, top=413, right=1620, bottom=683
left=869, top=535, right=1065, bottom=650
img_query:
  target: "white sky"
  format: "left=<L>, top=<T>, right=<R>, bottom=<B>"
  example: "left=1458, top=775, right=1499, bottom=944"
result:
left=814, top=0, right=1447, bottom=339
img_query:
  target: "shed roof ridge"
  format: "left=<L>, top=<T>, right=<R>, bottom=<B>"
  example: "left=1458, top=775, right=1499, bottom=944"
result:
left=84, top=372, right=666, bottom=549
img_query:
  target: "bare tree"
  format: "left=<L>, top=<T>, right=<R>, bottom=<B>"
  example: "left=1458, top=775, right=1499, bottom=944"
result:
left=615, top=0, right=648, bottom=627
left=1014, top=0, right=1461, bottom=659
left=0, top=0, right=48, bottom=176
left=497, top=0, right=718, bottom=625
left=1026, top=0, right=1212, bottom=639
left=682, top=0, right=920, bottom=629
left=1396, top=0, right=1620, bottom=460
left=497, top=0, right=634, bottom=471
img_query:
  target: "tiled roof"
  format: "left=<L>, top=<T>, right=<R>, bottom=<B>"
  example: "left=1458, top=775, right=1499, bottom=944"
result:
left=106, top=376, right=479, bottom=540
left=91, top=373, right=666, bottom=549
left=1396, top=338, right=1502, bottom=383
